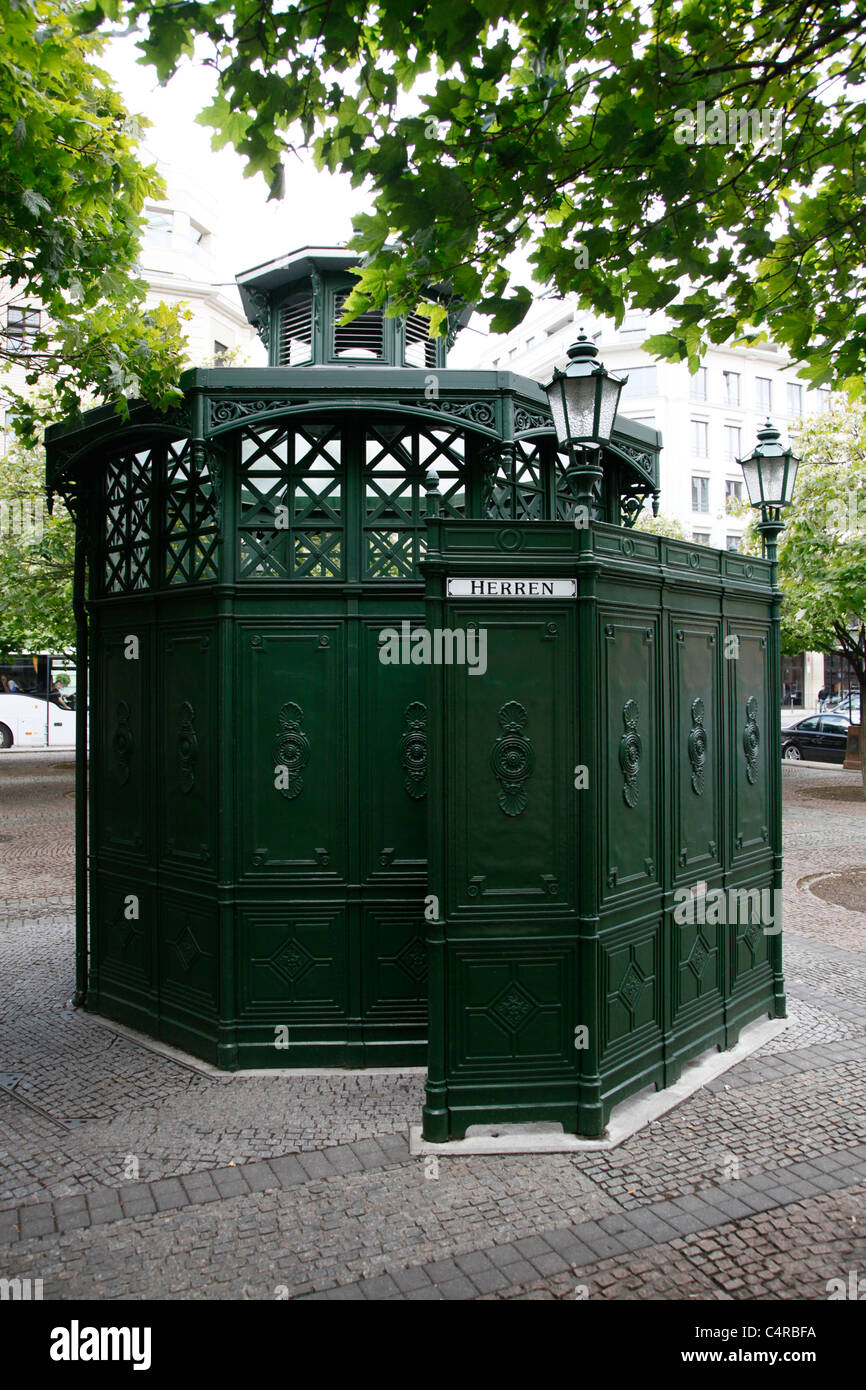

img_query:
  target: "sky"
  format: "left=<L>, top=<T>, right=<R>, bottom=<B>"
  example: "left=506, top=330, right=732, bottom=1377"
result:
left=103, top=33, right=516, bottom=365
left=106, top=35, right=367, bottom=277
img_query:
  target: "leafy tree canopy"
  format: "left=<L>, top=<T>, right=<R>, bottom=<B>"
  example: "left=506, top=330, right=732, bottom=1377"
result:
left=1, top=0, right=187, bottom=439
left=0, top=422, right=75, bottom=654
left=83, top=0, right=866, bottom=387
left=775, top=402, right=866, bottom=707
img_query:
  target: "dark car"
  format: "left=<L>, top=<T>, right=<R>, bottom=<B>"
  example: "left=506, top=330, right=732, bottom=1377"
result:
left=781, top=713, right=852, bottom=763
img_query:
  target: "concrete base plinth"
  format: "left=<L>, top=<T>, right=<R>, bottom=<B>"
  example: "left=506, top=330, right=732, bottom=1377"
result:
left=409, top=1014, right=789, bottom=1156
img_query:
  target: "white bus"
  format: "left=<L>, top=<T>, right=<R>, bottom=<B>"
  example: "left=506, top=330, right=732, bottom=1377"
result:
left=0, top=654, right=78, bottom=749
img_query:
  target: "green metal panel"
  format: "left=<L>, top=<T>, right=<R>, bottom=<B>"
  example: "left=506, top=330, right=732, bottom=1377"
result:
left=422, top=518, right=782, bottom=1139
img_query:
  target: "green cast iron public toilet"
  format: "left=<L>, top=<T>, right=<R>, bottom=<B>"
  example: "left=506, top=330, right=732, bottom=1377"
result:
left=45, top=247, right=785, bottom=1139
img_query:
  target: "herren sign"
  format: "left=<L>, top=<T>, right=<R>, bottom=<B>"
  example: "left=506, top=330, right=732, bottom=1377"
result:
left=446, top=578, right=577, bottom=598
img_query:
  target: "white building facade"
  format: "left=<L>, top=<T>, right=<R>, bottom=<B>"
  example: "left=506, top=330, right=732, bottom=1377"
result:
left=472, top=297, right=827, bottom=550
left=137, top=163, right=264, bottom=368
left=466, top=297, right=831, bottom=708
left=1, top=159, right=264, bottom=452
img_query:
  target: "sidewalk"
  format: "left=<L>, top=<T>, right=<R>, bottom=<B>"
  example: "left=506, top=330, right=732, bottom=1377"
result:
left=0, top=754, right=864, bottom=1299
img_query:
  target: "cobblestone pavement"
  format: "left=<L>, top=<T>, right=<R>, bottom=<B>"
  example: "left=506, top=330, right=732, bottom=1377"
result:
left=0, top=753, right=864, bottom=1299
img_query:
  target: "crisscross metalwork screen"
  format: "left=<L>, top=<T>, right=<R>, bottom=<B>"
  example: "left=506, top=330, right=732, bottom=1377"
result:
left=238, top=422, right=343, bottom=579
left=237, top=418, right=468, bottom=582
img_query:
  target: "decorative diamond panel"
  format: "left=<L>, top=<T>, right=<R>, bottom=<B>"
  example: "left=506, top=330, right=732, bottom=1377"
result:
left=396, top=936, right=428, bottom=983
left=489, top=981, right=538, bottom=1034
left=618, top=960, right=646, bottom=1010
left=174, top=923, right=203, bottom=972
left=687, top=934, right=711, bottom=979
left=743, top=920, right=762, bottom=957
left=270, top=936, right=316, bottom=985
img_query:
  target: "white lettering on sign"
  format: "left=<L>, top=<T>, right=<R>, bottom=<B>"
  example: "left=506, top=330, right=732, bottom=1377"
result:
left=446, top=578, right=576, bottom=598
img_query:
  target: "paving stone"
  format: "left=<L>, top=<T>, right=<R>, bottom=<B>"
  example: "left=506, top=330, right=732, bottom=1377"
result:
left=498, top=1258, right=539, bottom=1286
left=53, top=1195, right=87, bottom=1214
left=117, top=1195, right=155, bottom=1218
left=323, top=1146, right=364, bottom=1175
left=150, top=1178, right=188, bottom=1212
left=438, top=1276, right=478, bottom=1300
left=391, top=1265, right=433, bottom=1293
left=239, top=1162, right=277, bottom=1193
left=180, top=1174, right=220, bottom=1204
left=570, top=1223, right=627, bottom=1258
left=210, top=1168, right=251, bottom=1199
left=468, top=1267, right=512, bottom=1294
left=530, top=1251, right=571, bottom=1276
left=55, top=1210, right=90, bottom=1233
left=358, top=1273, right=400, bottom=1299
left=454, top=1249, right=494, bottom=1275
left=267, top=1156, right=308, bottom=1188
left=512, top=1235, right=553, bottom=1258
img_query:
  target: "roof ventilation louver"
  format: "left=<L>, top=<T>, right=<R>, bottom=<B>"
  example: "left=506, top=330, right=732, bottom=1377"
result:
left=334, top=291, right=385, bottom=359
left=404, top=311, right=438, bottom=368
left=277, top=292, right=314, bottom=365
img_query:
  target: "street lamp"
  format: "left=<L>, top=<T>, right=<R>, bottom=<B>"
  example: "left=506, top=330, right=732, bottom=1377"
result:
left=544, top=332, right=627, bottom=520
left=737, top=419, right=800, bottom=560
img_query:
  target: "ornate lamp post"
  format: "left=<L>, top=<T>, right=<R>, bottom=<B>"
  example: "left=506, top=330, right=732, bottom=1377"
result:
left=738, top=420, right=800, bottom=561
left=544, top=332, right=627, bottom=518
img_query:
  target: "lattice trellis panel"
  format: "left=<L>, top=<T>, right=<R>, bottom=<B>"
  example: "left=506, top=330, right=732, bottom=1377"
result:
left=238, top=423, right=344, bottom=579
left=102, top=448, right=154, bottom=594
left=364, top=425, right=467, bottom=579
left=163, top=440, right=219, bottom=585
left=553, top=450, right=582, bottom=521
left=484, top=440, right=547, bottom=521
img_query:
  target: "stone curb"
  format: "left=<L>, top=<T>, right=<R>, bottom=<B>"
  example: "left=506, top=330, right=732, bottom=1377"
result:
left=301, top=1148, right=866, bottom=1300
left=0, top=1135, right=410, bottom=1245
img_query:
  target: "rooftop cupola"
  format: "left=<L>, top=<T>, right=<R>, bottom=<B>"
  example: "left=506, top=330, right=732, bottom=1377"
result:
left=236, top=246, right=468, bottom=369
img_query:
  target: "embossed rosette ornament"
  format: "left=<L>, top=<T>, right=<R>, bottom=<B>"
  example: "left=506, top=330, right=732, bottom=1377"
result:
left=491, top=701, right=535, bottom=816
left=275, top=701, right=310, bottom=800
left=619, top=699, right=642, bottom=807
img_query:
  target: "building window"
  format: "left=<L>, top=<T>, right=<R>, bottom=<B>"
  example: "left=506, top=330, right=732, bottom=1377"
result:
left=725, top=478, right=744, bottom=508
left=6, top=306, right=40, bottom=344
left=213, top=340, right=229, bottom=363
left=819, top=388, right=831, bottom=411
left=689, top=367, right=708, bottom=402
left=620, top=311, right=646, bottom=339
left=526, top=336, right=536, bottom=349
left=756, top=376, right=772, bottom=412
left=621, top=365, right=657, bottom=397
left=2, top=408, right=16, bottom=454
left=691, top=420, right=709, bottom=457
left=723, top=371, right=741, bottom=406
left=691, top=475, right=710, bottom=512
left=726, top=534, right=742, bottom=551
left=692, top=531, right=711, bottom=546
left=143, top=209, right=173, bottom=247
left=787, top=382, right=803, bottom=416
left=723, top=425, right=741, bottom=461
